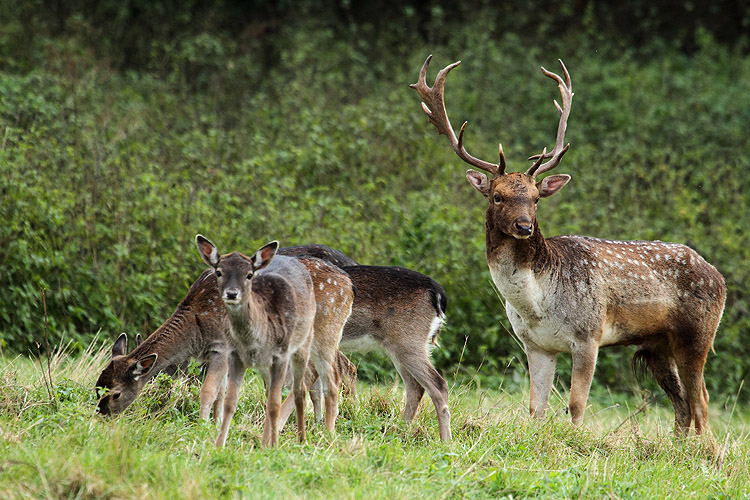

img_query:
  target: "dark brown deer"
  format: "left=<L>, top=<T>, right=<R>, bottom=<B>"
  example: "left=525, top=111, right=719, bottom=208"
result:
left=412, top=55, right=726, bottom=435
left=278, top=246, right=452, bottom=441
left=195, top=235, right=353, bottom=447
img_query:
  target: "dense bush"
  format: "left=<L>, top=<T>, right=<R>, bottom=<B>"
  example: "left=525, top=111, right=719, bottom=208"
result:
left=1, top=2, right=748, bottom=400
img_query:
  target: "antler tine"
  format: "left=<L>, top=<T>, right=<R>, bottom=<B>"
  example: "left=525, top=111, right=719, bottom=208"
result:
left=411, top=55, right=503, bottom=176
left=526, top=59, right=574, bottom=178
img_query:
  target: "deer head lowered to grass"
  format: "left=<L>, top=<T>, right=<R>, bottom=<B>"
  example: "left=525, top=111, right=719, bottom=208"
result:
left=412, top=55, right=726, bottom=435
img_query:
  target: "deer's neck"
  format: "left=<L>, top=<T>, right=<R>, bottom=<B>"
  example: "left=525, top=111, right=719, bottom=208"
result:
left=128, top=269, right=224, bottom=372
left=129, top=309, right=201, bottom=374
left=225, top=293, right=269, bottom=344
left=485, top=219, right=559, bottom=324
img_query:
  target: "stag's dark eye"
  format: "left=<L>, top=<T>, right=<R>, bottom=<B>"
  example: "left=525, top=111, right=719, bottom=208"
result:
left=246, top=273, right=253, bottom=280
left=112, top=392, right=121, bottom=400
left=215, top=270, right=222, bottom=277
left=493, top=194, right=502, bottom=204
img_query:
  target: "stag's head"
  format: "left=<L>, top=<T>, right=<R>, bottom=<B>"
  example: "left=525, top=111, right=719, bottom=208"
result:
left=411, top=56, right=573, bottom=239
left=95, top=333, right=157, bottom=416
left=195, top=235, right=278, bottom=309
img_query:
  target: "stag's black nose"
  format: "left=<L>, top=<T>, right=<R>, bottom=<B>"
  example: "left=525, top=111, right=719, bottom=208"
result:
left=514, top=217, right=533, bottom=236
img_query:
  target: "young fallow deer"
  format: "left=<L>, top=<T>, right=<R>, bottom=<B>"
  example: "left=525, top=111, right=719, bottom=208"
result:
left=95, top=262, right=357, bottom=430
left=95, top=269, right=232, bottom=421
left=278, top=246, right=452, bottom=441
left=195, top=235, right=353, bottom=447
left=412, top=56, right=726, bottom=435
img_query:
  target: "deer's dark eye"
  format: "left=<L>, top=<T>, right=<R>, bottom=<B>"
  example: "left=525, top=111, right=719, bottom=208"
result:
left=112, top=392, right=121, bottom=400
left=246, top=273, right=253, bottom=280
left=215, top=270, right=222, bottom=277
left=493, top=194, right=502, bottom=204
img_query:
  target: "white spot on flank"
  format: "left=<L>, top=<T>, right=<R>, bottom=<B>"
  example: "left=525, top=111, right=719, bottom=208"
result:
left=327, top=278, right=332, bottom=284
left=319, top=283, right=324, bottom=290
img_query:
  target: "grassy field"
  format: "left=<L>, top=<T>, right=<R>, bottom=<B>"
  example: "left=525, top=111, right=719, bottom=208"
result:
left=0, top=340, right=748, bottom=499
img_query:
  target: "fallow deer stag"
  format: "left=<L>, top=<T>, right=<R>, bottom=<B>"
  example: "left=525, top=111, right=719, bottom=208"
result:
left=195, top=235, right=353, bottom=447
left=412, top=55, right=726, bottom=435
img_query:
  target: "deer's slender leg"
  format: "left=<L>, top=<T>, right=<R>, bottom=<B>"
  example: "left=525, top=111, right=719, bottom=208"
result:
left=392, top=358, right=425, bottom=422
left=200, top=352, right=229, bottom=422
left=262, top=357, right=290, bottom=447
left=641, top=349, right=690, bottom=434
left=215, top=354, right=245, bottom=448
left=526, top=346, right=557, bottom=419
left=310, top=349, right=341, bottom=435
left=390, top=348, right=451, bottom=441
left=568, top=341, right=599, bottom=425
left=291, top=341, right=312, bottom=442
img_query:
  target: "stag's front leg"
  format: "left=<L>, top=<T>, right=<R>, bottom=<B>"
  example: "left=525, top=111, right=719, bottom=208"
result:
left=568, top=340, right=599, bottom=425
left=526, top=345, right=557, bottom=419
left=261, top=357, right=289, bottom=448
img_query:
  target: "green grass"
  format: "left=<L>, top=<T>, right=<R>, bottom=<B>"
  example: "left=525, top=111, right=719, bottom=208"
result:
left=1, top=343, right=748, bottom=499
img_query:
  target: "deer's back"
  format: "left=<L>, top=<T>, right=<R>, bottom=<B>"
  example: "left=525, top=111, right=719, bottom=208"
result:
left=340, top=265, right=447, bottom=352
left=505, top=235, right=726, bottom=351
left=278, top=244, right=358, bottom=268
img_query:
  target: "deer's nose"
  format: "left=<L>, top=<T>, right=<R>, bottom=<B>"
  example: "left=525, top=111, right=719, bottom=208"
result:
left=514, top=217, right=533, bottom=236
left=225, top=290, right=239, bottom=301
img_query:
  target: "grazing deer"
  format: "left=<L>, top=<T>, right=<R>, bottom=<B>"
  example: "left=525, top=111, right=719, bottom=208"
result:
left=412, top=56, right=726, bottom=435
left=95, top=269, right=232, bottom=421
left=195, top=235, right=352, bottom=447
left=95, top=266, right=357, bottom=429
left=278, top=246, right=452, bottom=441
left=135, top=334, right=192, bottom=378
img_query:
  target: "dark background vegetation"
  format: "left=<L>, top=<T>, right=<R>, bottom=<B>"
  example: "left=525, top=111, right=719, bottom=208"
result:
left=1, top=1, right=749, bottom=401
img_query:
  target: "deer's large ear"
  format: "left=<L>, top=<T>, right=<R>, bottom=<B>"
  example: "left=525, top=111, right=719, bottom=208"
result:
left=136, top=334, right=144, bottom=346
left=466, top=170, right=490, bottom=198
left=250, top=241, right=279, bottom=272
left=130, top=353, right=158, bottom=381
left=196, top=234, right=220, bottom=267
left=112, top=333, right=128, bottom=357
left=537, top=174, right=571, bottom=198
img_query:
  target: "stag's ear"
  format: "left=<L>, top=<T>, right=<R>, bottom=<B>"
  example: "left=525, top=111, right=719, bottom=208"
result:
left=112, top=333, right=128, bottom=357
left=130, top=354, right=158, bottom=381
left=136, top=334, right=143, bottom=346
left=466, top=169, right=490, bottom=198
left=537, top=174, right=570, bottom=198
left=250, top=241, right=279, bottom=272
left=196, top=234, right=220, bottom=267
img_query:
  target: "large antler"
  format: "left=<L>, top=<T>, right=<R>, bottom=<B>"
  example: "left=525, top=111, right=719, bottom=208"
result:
left=525, top=60, right=573, bottom=178
left=411, top=55, right=505, bottom=177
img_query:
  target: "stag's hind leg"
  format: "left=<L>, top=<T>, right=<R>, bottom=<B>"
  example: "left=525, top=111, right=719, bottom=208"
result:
left=636, top=347, right=690, bottom=434
left=674, top=349, right=711, bottom=435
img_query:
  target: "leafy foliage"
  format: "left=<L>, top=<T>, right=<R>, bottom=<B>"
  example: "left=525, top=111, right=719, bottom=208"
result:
left=1, top=2, right=749, bottom=401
